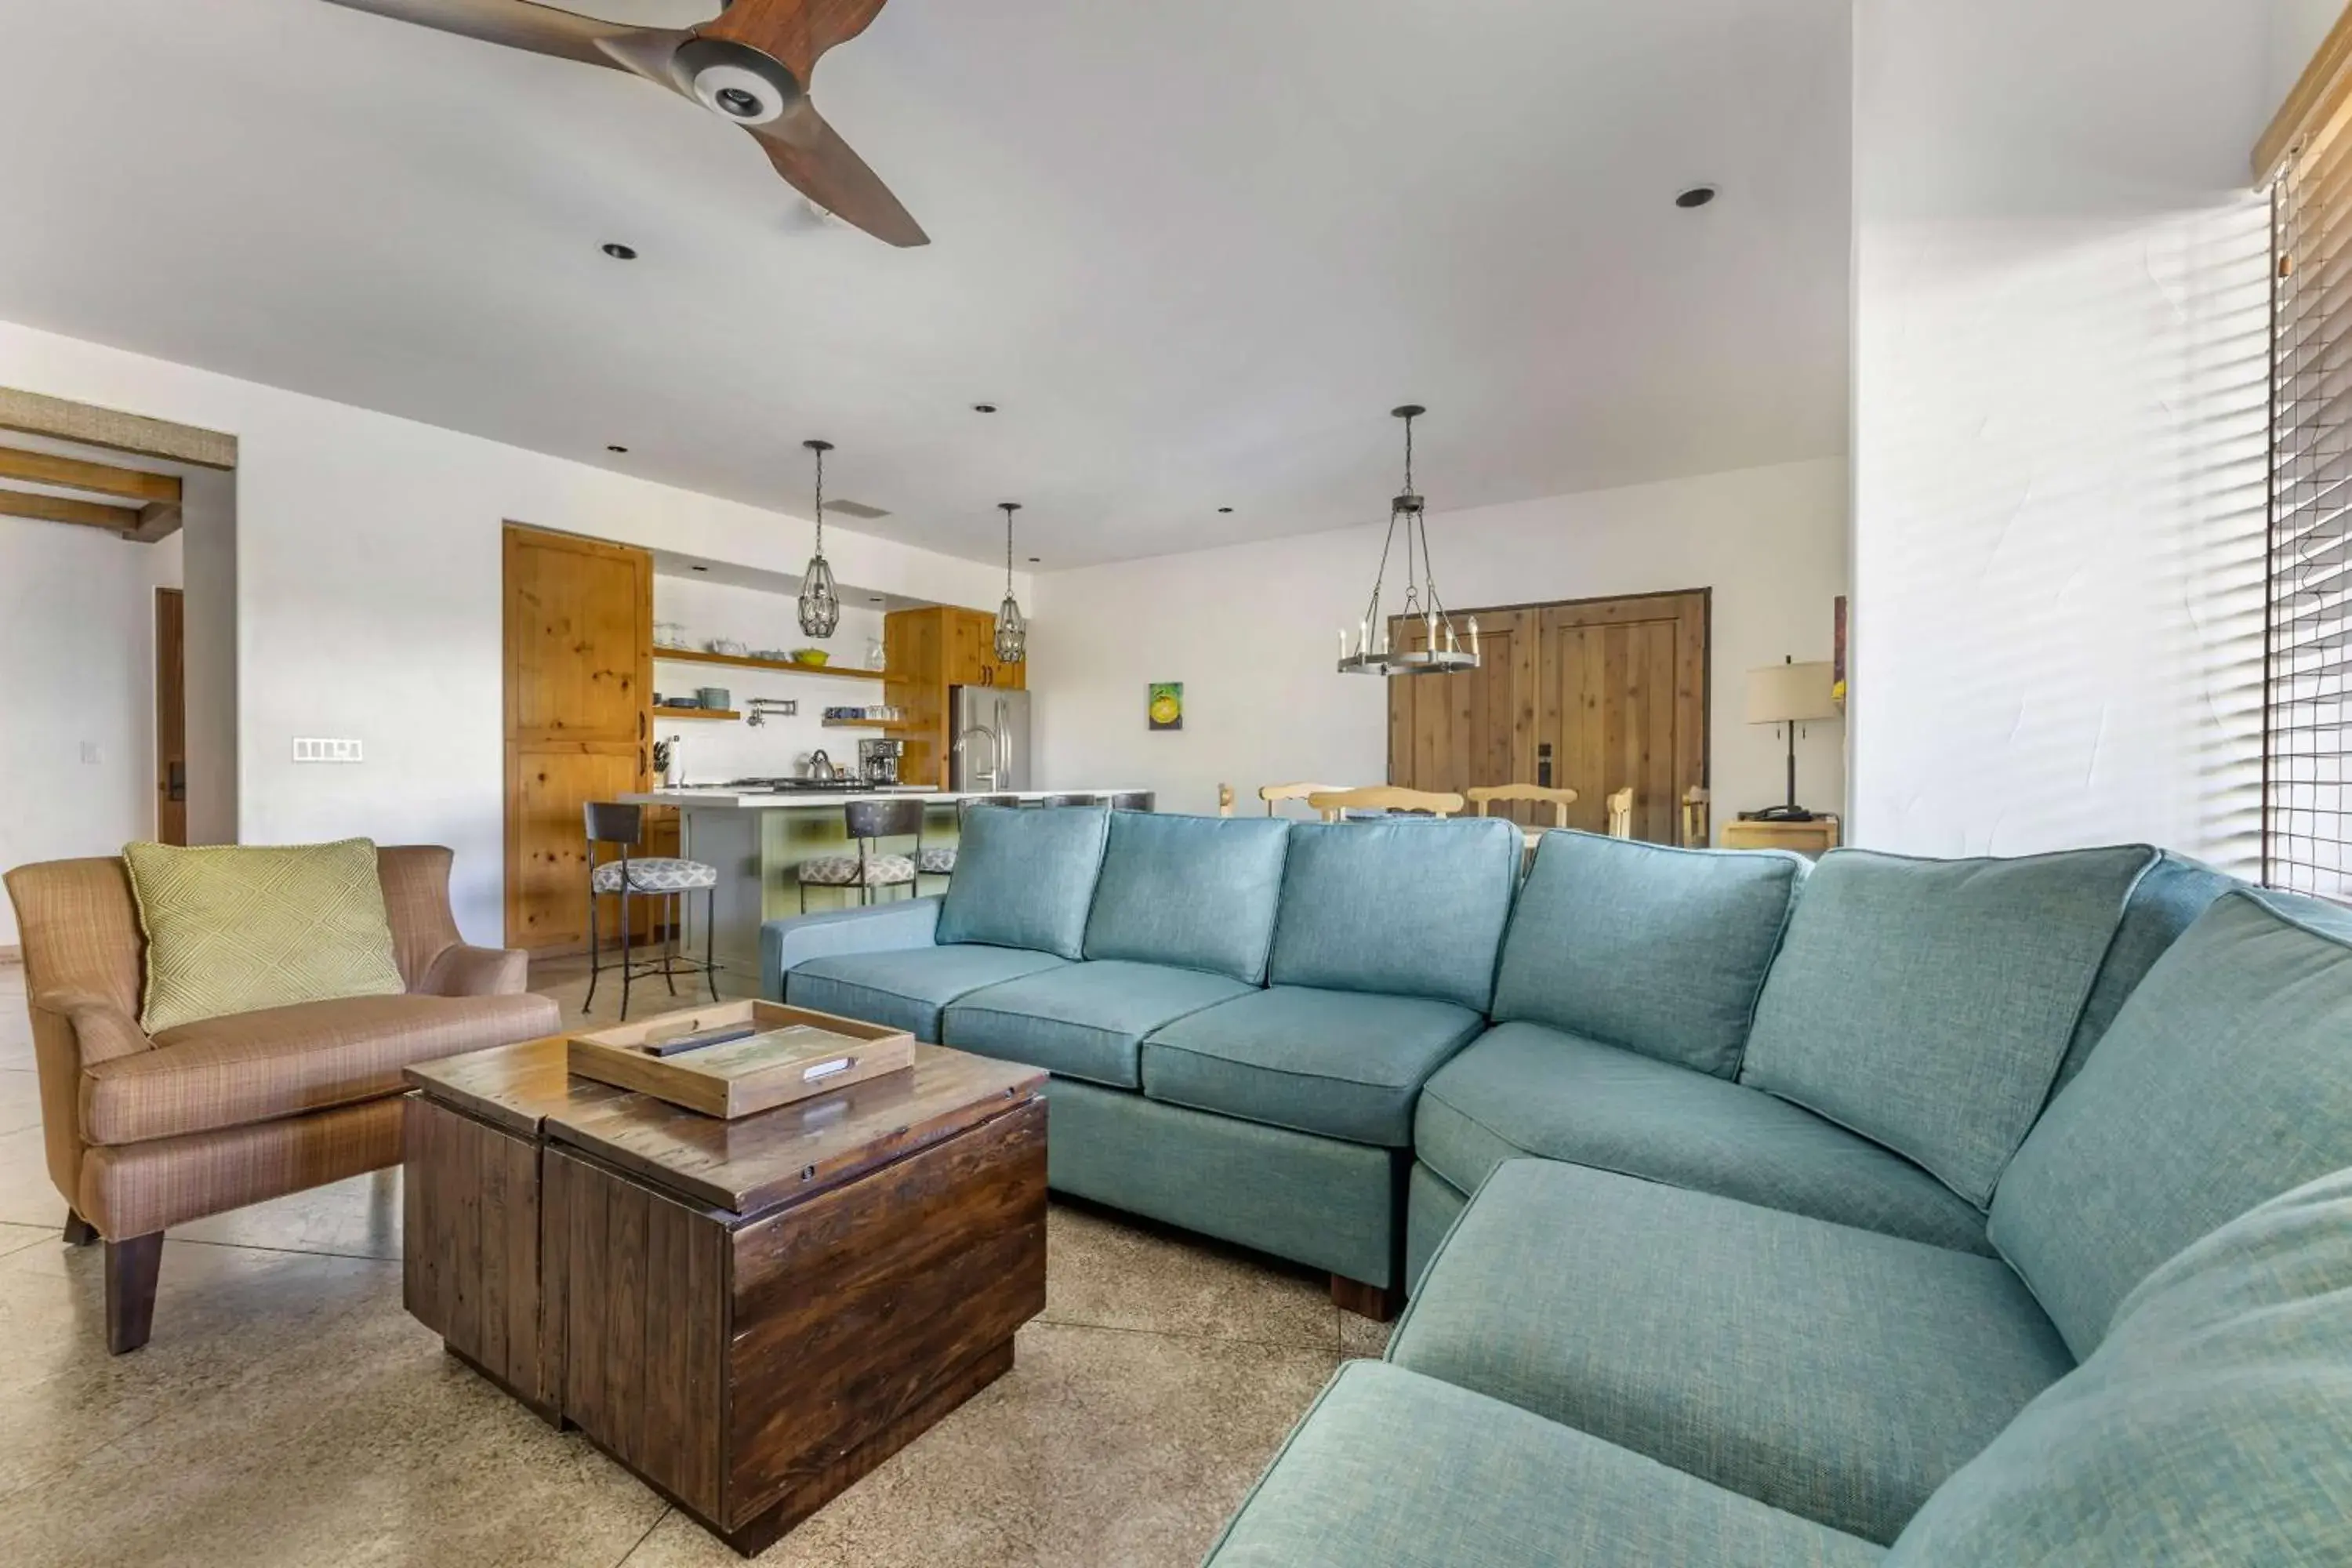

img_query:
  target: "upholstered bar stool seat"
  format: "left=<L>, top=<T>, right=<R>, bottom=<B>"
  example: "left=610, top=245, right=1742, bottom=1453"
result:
left=915, top=845, right=960, bottom=875
left=800, top=853, right=917, bottom=887
left=590, top=856, right=717, bottom=894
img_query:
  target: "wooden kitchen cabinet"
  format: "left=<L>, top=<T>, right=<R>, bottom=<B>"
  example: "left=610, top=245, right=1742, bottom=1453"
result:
left=886, top=606, right=1022, bottom=789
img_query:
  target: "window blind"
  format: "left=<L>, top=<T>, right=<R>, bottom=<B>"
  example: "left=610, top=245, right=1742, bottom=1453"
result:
left=2269, top=100, right=2352, bottom=899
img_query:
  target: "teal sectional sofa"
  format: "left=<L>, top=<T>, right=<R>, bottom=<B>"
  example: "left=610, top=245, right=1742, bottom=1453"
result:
left=1201, top=851, right=2352, bottom=1563
left=767, top=804, right=1521, bottom=1305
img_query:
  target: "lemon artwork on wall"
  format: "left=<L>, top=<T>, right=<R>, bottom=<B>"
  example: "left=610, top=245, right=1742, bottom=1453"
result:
left=1148, top=682, right=1184, bottom=732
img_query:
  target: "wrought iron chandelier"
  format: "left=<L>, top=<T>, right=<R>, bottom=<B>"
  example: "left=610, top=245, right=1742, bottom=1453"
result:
left=994, top=502, right=1028, bottom=663
left=1337, top=405, right=1479, bottom=677
left=796, top=437, right=841, bottom=638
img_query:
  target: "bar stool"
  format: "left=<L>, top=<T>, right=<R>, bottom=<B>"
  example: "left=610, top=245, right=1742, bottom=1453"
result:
left=583, top=801, right=720, bottom=1021
left=798, top=797, right=924, bottom=911
left=1110, top=791, right=1156, bottom=812
left=1044, top=793, right=1102, bottom=807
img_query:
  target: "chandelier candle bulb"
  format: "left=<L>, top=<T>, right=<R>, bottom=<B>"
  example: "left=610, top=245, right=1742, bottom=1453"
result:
left=1469, top=617, right=1479, bottom=661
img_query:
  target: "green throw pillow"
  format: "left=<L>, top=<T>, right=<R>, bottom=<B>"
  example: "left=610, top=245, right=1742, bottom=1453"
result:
left=125, top=838, right=407, bottom=1033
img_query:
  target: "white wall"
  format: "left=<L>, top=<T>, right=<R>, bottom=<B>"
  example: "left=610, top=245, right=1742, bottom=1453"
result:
left=179, top=466, right=238, bottom=847
left=0, top=318, right=1024, bottom=943
left=1849, top=0, right=2278, bottom=870
left=0, top=520, right=181, bottom=947
left=1031, top=458, right=1848, bottom=826
left=648, top=574, right=887, bottom=784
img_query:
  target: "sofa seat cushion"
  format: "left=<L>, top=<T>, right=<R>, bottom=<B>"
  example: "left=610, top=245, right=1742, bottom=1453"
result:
left=84, top=991, right=562, bottom=1145
left=1203, top=1361, right=1886, bottom=1568
left=1141, top=985, right=1485, bottom=1146
left=1390, top=1160, right=2073, bottom=1545
left=1892, top=1168, right=2352, bottom=1565
left=786, top=944, right=1066, bottom=1042
left=941, top=960, right=1255, bottom=1088
left=1989, top=889, right=2352, bottom=1359
left=1491, top=831, right=1806, bottom=1077
left=1417, top=1022, right=1994, bottom=1255
left=1738, top=845, right=2155, bottom=1207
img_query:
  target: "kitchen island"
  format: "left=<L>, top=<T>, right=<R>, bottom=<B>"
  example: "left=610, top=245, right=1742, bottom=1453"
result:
left=618, top=786, right=1149, bottom=976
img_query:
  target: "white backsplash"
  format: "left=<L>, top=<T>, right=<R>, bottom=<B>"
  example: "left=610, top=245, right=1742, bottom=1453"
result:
left=652, top=574, right=889, bottom=785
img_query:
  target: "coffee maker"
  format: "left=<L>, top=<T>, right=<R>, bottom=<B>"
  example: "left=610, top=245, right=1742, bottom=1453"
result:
left=858, top=737, right=904, bottom=786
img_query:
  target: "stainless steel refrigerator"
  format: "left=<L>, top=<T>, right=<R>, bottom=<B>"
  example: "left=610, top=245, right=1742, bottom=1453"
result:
left=949, top=686, right=1033, bottom=792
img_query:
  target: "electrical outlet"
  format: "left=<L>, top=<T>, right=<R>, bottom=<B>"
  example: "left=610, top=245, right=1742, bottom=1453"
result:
left=292, top=738, right=364, bottom=764
left=78, top=741, right=101, bottom=765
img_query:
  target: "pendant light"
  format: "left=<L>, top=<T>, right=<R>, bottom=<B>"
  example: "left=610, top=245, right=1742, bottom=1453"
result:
left=1337, top=405, right=1479, bottom=677
left=796, top=437, right=841, bottom=638
left=994, top=502, right=1027, bottom=664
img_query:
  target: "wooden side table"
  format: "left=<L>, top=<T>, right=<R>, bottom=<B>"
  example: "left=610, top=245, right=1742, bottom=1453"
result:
left=1719, top=815, right=1842, bottom=858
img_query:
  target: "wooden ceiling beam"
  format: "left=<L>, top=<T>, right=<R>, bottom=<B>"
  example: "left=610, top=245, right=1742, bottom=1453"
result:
left=0, top=445, right=181, bottom=505
left=0, top=485, right=140, bottom=532
left=0, top=387, right=235, bottom=470
left=125, top=501, right=183, bottom=543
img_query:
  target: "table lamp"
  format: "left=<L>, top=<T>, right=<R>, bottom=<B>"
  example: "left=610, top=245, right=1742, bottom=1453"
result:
left=1744, top=657, right=1840, bottom=822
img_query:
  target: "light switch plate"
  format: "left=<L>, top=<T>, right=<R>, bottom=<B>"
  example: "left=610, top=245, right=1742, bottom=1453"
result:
left=78, top=741, right=100, bottom=765
left=292, top=738, right=363, bottom=764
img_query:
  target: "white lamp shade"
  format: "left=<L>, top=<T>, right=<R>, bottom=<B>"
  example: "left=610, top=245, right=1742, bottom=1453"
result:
left=1745, top=661, right=1841, bottom=725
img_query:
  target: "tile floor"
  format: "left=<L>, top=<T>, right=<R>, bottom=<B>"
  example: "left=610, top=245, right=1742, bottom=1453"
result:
left=0, top=956, right=1386, bottom=1567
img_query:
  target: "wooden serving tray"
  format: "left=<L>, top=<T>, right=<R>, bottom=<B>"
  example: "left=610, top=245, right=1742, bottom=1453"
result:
left=567, top=1000, right=914, bottom=1120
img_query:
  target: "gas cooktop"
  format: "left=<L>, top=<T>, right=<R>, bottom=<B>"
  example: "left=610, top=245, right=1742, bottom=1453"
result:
left=722, top=776, right=908, bottom=793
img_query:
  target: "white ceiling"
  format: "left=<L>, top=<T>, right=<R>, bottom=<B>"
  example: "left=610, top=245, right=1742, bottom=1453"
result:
left=0, top=0, right=1852, bottom=568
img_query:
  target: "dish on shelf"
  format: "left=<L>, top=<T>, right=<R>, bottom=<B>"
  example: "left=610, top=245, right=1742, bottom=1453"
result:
left=706, top=638, right=748, bottom=656
left=789, top=648, right=831, bottom=667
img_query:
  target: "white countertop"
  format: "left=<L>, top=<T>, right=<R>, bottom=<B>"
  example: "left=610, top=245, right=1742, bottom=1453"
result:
left=619, top=787, right=1149, bottom=809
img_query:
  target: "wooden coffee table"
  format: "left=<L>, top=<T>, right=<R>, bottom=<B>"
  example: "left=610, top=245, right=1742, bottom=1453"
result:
left=402, top=1034, right=1047, bottom=1555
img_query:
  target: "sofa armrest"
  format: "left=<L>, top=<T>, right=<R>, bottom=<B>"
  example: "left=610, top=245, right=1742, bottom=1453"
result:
left=420, top=943, right=532, bottom=998
left=762, top=897, right=942, bottom=1000
left=31, top=989, right=154, bottom=1067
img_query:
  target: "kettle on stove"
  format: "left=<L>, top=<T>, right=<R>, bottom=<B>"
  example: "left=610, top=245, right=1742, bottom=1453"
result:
left=806, top=749, right=837, bottom=783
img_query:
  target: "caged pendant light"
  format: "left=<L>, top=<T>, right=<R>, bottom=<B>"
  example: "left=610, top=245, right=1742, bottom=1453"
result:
left=796, top=437, right=841, bottom=638
left=1336, top=405, right=1479, bottom=677
left=993, top=502, right=1027, bottom=663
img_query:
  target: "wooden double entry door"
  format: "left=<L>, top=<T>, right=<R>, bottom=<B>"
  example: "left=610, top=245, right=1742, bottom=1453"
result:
left=1387, top=590, right=1709, bottom=843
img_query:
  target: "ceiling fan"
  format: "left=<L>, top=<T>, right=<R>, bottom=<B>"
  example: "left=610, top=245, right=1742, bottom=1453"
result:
left=318, top=0, right=927, bottom=246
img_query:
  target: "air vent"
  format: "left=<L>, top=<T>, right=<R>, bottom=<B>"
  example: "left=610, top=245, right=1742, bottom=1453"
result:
left=828, top=497, right=890, bottom=519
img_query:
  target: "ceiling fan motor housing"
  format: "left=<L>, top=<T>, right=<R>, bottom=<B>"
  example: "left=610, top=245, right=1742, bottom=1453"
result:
left=670, top=38, right=802, bottom=126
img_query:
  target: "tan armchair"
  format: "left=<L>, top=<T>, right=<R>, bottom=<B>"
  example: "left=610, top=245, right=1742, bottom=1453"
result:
left=3, top=844, right=557, bottom=1352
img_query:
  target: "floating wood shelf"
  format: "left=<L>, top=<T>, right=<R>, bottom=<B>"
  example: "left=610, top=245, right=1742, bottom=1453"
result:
left=655, top=707, right=739, bottom=721
left=819, top=718, right=907, bottom=730
left=656, top=648, right=889, bottom=681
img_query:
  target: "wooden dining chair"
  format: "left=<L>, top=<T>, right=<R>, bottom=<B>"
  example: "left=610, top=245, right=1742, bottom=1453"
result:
left=1605, top=787, right=1635, bottom=839
left=1306, top=786, right=1466, bottom=822
left=1681, top=786, right=1711, bottom=848
left=1465, top=783, right=1581, bottom=827
left=1259, top=781, right=1348, bottom=817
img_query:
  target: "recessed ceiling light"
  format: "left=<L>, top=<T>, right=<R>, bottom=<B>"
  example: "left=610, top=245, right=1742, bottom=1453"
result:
left=1028, top=556, right=1040, bottom=563
left=1675, top=186, right=1717, bottom=209
left=869, top=596, right=886, bottom=603
left=971, top=403, right=997, bottom=414
left=606, top=444, right=629, bottom=453
left=601, top=241, right=639, bottom=260
left=1218, top=506, right=1234, bottom=514
left=690, top=564, right=708, bottom=572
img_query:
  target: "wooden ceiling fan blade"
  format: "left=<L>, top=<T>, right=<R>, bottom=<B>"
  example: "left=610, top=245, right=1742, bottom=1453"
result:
left=750, top=105, right=927, bottom=248
left=313, top=0, right=646, bottom=70
left=700, top=0, right=891, bottom=84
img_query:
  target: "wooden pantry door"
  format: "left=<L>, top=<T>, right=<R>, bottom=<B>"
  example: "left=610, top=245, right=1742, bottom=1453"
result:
left=504, top=524, right=652, bottom=952
left=1388, top=590, right=1708, bottom=842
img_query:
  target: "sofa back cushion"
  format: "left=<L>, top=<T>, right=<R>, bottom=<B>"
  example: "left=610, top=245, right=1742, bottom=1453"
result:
left=2049, top=851, right=2239, bottom=1096
left=1490, top=832, right=1806, bottom=1078
left=1269, top=819, right=1520, bottom=1010
left=1890, top=1169, right=2352, bottom=1565
left=936, top=804, right=1110, bottom=960
left=1739, top=845, right=2154, bottom=1208
left=1083, top=812, right=1290, bottom=982
left=123, top=837, right=408, bottom=1033
left=1988, top=889, right=2352, bottom=1358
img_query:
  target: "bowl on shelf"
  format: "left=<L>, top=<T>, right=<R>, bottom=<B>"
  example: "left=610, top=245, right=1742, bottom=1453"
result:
left=696, top=688, right=731, bottom=710
left=789, top=648, right=830, bottom=667
left=706, top=638, right=748, bottom=657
